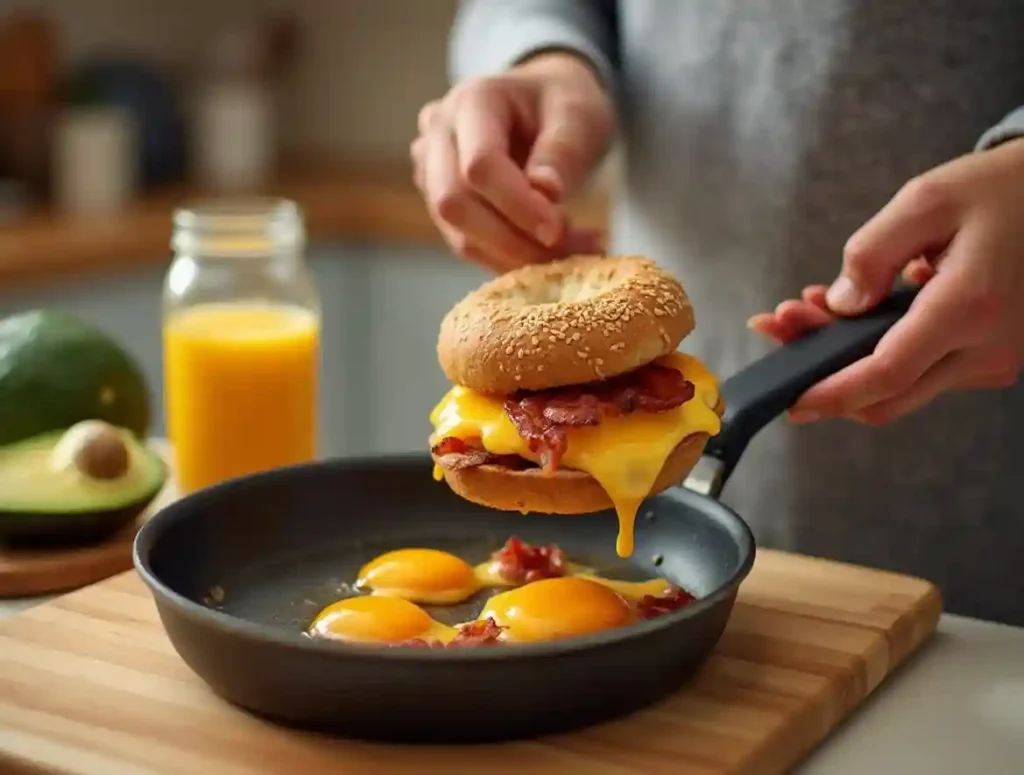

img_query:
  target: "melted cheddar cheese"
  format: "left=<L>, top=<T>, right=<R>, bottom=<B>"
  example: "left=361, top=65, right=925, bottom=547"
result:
left=429, top=352, right=722, bottom=557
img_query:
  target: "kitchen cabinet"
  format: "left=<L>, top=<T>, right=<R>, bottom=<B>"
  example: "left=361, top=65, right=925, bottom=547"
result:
left=0, top=243, right=484, bottom=459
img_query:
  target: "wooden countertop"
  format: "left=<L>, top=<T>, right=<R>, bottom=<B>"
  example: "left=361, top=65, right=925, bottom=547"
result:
left=0, top=160, right=609, bottom=289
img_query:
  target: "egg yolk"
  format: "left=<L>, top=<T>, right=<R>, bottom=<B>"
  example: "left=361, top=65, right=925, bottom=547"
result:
left=480, top=577, right=633, bottom=643
left=308, top=596, right=456, bottom=644
left=356, top=548, right=482, bottom=605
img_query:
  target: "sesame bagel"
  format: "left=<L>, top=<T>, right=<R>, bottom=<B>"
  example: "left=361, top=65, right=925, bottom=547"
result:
left=433, top=429, right=713, bottom=516
left=437, top=255, right=694, bottom=394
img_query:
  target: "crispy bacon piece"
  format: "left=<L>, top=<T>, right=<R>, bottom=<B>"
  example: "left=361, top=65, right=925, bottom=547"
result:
left=396, top=617, right=506, bottom=649
left=448, top=617, right=505, bottom=647
left=431, top=436, right=531, bottom=471
left=502, top=398, right=570, bottom=470
left=504, top=362, right=696, bottom=470
left=489, top=536, right=568, bottom=585
left=636, top=586, right=696, bottom=619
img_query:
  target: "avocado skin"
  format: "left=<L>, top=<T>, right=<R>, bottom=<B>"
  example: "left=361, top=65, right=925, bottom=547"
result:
left=0, top=493, right=162, bottom=547
left=0, top=310, right=151, bottom=448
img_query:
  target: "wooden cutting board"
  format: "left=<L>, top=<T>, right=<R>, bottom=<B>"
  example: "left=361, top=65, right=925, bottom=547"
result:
left=0, top=547, right=941, bottom=775
left=0, top=443, right=175, bottom=598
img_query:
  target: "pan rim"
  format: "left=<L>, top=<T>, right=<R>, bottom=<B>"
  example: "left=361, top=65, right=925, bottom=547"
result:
left=133, top=454, right=756, bottom=663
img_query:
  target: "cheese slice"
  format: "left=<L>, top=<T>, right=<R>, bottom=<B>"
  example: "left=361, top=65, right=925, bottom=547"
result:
left=429, top=352, right=722, bottom=558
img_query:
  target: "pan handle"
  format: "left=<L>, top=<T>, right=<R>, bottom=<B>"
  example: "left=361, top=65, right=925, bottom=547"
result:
left=685, top=283, right=920, bottom=498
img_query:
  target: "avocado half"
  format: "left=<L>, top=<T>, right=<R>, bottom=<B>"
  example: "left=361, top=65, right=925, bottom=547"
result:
left=0, top=424, right=167, bottom=547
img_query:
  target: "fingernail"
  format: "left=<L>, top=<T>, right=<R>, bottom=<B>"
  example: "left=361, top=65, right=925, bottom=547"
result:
left=535, top=219, right=559, bottom=248
left=529, top=166, right=564, bottom=200
left=788, top=410, right=821, bottom=424
left=826, top=276, right=870, bottom=314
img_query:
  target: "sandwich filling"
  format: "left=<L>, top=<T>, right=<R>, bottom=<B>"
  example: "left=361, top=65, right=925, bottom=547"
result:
left=429, top=352, right=722, bottom=556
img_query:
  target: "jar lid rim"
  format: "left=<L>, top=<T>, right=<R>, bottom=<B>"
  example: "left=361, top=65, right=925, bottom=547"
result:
left=173, top=198, right=300, bottom=228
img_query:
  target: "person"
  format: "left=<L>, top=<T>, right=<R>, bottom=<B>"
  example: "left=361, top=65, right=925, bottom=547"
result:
left=410, top=1, right=1024, bottom=626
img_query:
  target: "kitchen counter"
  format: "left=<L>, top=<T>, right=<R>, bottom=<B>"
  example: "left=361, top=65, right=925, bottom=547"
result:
left=0, top=159, right=608, bottom=289
left=0, top=595, right=1021, bottom=772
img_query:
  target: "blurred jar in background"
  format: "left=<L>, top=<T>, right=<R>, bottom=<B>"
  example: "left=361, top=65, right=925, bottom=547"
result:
left=53, top=105, right=137, bottom=214
left=163, top=199, right=321, bottom=493
left=193, top=23, right=278, bottom=192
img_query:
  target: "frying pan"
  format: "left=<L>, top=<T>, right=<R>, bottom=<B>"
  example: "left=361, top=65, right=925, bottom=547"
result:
left=134, top=285, right=919, bottom=743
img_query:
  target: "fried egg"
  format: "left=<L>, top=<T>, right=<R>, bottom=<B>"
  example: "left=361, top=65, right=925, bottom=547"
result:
left=355, top=547, right=523, bottom=605
left=308, top=595, right=457, bottom=644
left=479, top=577, right=634, bottom=643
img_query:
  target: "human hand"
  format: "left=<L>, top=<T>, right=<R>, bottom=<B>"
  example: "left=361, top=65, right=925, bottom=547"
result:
left=748, top=138, right=1024, bottom=425
left=411, top=52, right=615, bottom=272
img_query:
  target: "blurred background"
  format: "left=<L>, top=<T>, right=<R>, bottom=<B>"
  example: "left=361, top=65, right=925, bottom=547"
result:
left=0, top=0, right=610, bottom=459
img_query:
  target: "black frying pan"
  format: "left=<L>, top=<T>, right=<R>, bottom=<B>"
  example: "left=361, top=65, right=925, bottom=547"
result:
left=133, top=286, right=918, bottom=743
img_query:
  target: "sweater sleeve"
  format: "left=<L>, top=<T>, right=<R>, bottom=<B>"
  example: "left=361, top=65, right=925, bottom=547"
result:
left=976, top=107, right=1024, bottom=150
left=448, top=0, right=619, bottom=92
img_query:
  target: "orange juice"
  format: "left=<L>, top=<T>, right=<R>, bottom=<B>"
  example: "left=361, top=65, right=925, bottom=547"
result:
left=164, top=302, right=319, bottom=493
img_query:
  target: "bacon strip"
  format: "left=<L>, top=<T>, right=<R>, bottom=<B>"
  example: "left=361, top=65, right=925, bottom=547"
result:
left=636, top=586, right=696, bottom=619
left=504, top=362, right=696, bottom=470
left=489, top=536, right=568, bottom=584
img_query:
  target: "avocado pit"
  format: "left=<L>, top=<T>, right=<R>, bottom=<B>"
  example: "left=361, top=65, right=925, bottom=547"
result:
left=51, top=420, right=131, bottom=481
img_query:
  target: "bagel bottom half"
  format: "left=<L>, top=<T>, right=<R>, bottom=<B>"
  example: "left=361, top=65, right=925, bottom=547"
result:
left=432, top=429, right=712, bottom=516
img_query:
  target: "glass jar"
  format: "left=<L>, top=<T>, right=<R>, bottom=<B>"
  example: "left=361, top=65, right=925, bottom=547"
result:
left=162, top=199, right=321, bottom=494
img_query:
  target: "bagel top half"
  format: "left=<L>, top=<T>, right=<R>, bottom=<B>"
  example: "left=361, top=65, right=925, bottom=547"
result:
left=437, top=254, right=695, bottom=394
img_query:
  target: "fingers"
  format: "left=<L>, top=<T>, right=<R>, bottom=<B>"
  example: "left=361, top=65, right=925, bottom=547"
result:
left=828, top=175, right=961, bottom=315
left=747, top=294, right=835, bottom=344
left=452, top=90, right=563, bottom=247
left=791, top=248, right=988, bottom=417
left=422, top=128, right=553, bottom=271
left=412, top=68, right=612, bottom=274
left=775, top=298, right=834, bottom=332
left=902, top=257, right=937, bottom=286
left=526, top=94, right=609, bottom=199
left=801, top=285, right=829, bottom=308
left=746, top=313, right=788, bottom=344
left=847, top=351, right=962, bottom=425
left=852, top=347, right=1017, bottom=425
left=413, top=82, right=577, bottom=273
